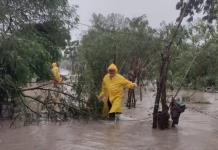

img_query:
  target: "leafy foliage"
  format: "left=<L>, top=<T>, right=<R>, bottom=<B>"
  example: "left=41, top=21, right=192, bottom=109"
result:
left=176, top=0, right=218, bottom=23
left=78, top=14, right=159, bottom=95
left=0, top=1, right=78, bottom=102
left=0, top=0, right=78, bottom=38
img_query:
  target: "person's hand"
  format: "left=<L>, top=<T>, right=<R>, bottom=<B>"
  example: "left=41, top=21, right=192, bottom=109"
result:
left=99, top=96, right=105, bottom=102
left=133, top=83, right=137, bottom=88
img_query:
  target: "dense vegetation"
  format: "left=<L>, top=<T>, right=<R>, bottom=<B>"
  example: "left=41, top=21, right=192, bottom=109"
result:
left=0, top=0, right=78, bottom=101
left=77, top=14, right=218, bottom=94
left=1, top=0, right=218, bottom=124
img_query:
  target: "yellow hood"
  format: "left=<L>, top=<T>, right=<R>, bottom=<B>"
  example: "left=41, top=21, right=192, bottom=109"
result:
left=107, top=63, right=118, bottom=73
left=100, top=63, right=136, bottom=115
left=52, top=63, right=57, bottom=68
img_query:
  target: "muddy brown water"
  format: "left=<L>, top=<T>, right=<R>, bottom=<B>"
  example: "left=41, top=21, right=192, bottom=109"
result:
left=1, top=90, right=218, bottom=150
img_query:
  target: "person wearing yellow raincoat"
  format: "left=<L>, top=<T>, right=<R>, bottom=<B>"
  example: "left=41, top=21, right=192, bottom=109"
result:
left=99, top=64, right=137, bottom=120
left=51, top=62, right=62, bottom=86
left=51, top=62, right=62, bottom=112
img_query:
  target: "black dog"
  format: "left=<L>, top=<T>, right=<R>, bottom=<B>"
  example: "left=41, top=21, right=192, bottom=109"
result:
left=170, top=99, right=186, bottom=127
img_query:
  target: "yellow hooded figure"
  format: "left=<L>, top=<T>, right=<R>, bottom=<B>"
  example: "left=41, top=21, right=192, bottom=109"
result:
left=99, top=64, right=136, bottom=117
left=51, top=63, right=62, bottom=83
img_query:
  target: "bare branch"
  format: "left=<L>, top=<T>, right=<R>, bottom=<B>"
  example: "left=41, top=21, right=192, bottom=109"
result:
left=20, top=97, right=41, bottom=117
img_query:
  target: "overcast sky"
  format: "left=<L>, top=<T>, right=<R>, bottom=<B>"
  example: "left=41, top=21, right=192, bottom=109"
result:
left=70, top=0, right=180, bottom=40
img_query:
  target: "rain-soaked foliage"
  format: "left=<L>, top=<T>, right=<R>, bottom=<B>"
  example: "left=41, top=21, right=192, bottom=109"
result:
left=1, top=0, right=218, bottom=126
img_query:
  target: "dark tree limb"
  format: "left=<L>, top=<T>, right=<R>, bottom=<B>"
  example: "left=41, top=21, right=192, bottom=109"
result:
left=152, top=1, right=189, bottom=129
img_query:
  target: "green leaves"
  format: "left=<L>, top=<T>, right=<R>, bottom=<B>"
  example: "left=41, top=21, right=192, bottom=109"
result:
left=78, top=13, right=160, bottom=95
left=0, top=0, right=78, bottom=39
left=176, top=0, right=218, bottom=23
left=0, top=19, right=73, bottom=103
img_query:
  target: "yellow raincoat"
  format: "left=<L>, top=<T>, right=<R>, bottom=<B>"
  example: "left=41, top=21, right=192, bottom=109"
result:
left=99, top=64, right=136, bottom=116
left=51, top=63, right=62, bottom=112
left=51, top=63, right=62, bottom=83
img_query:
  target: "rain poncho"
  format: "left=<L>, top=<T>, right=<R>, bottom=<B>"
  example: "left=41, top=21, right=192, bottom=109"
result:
left=51, top=63, right=62, bottom=83
left=51, top=63, right=62, bottom=112
left=99, top=64, right=136, bottom=115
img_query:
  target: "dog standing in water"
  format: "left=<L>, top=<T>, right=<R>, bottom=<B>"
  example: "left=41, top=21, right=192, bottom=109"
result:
left=170, top=97, right=186, bottom=127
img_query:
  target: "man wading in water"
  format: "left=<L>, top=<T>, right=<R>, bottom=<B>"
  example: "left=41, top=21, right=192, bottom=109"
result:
left=99, top=64, right=137, bottom=120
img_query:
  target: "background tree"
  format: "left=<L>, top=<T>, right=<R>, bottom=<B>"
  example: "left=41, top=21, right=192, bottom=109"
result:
left=152, top=0, right=218, bottom=129
left=0, top=0, right=78, bottom=116
left=176, top=0, right=218, bottom=23
left=77, top=13, right=159, bottom=116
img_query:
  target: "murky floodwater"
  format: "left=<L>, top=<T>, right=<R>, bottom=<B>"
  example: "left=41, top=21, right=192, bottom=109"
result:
left=177, top=89, right=218, bottom=119
left=1, top=90, right=218, bottom=150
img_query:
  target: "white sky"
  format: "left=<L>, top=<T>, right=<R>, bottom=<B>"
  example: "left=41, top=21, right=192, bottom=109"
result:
left=70, top=0, right=180, bottom=40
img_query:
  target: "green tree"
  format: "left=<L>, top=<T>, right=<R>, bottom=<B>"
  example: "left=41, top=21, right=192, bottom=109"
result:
left=176, top=0, right=218, bottom=22
left=0, top=1, right=78, bottom=104
left=77, top=13, right=161, bottom=117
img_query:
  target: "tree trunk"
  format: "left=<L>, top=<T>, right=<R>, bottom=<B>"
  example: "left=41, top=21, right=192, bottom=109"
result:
left=152, top=80, right=161, bottom=128
left=152, top=54, right=170, bottom=129
left=152, top=1, right=188, bottom=129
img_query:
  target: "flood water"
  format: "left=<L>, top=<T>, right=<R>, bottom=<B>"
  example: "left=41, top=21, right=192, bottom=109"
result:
left=1, top=90, right=218, bottom=150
